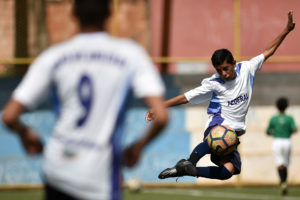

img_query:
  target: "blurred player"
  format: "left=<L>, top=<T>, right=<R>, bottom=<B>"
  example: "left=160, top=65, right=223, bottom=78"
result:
left=267, top=97, right=297, bottom=195
left=2, top=0, right=168, bottom=199
left=146, top=11, right=295, bottom=181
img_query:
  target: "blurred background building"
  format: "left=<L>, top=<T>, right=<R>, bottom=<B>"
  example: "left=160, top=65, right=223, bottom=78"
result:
left=0, top=0, right=300, bottom=187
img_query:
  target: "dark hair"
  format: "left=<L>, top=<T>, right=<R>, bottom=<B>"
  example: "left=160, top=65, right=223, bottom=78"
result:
left=276, top=97, right=288, bottom=112
left=211, top=49, right=234, bottom=67
left=74, top=0, right=111, bottom=28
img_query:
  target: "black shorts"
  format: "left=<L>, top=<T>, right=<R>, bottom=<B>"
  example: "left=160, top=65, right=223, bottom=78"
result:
left=203, top=125, right=242, bottom=175
left=45, top=183, right=78, bottom=200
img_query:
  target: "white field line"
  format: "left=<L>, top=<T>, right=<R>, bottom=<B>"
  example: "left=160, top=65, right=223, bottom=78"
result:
left=143, top=188, right=300, bottom=200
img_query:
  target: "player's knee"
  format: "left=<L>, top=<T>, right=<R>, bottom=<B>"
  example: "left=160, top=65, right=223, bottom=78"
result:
left=220, top=166, right=233, bottom=180
left=220, top=171, right=232, bottom=180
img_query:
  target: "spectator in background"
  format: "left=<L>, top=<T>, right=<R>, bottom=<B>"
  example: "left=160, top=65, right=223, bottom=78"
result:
left=267, top=97, right=297, bottom=195
left=1, top=0, right=168, bottom=199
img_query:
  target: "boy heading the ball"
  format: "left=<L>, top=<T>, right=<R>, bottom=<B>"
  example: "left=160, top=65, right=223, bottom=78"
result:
left=146, top=11, right=295, bottom=180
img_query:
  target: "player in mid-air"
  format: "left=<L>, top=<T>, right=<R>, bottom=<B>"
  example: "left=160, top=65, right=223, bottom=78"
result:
left=267, top=97, right=297, bottom=195
left=146, top=11, right=295, bottom=181
left=2, top=0, right=168, bottom=199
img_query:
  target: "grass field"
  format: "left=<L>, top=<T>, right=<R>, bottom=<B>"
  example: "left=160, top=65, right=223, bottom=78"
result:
left=1, top=186, right=300, bottom=200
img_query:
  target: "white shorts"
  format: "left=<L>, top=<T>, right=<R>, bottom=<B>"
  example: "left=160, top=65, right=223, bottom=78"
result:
left=272, top=138, right=291, bottom=167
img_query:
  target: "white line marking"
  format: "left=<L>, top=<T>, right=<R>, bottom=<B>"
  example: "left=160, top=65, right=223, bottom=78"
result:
left=143, top=188, right=300, bottom=200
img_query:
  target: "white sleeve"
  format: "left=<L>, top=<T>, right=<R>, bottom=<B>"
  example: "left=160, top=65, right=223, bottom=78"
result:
left=131, top=46, right=165, bottom=98
left=12, top=50, right=54, bottom=110
left=184, top=78, right=213, bottom=105
left=248, top=54, right=265, bottom=75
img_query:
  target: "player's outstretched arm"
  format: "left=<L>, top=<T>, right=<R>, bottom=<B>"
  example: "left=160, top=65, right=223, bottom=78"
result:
left=145, top=94, right=188, bottom=122
left=2, top=99, right=43, bottom=154
left=124, top=96, right=168, bottom=167
left=263, top=11, right=295, bottom=61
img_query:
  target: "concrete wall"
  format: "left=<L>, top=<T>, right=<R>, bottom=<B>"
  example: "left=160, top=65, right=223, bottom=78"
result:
left=175, top=73, right=300, bottom=105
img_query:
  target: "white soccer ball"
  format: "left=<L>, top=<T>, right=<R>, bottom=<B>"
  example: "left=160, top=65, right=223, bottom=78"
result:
left=127, top=178, right=142, bottom=193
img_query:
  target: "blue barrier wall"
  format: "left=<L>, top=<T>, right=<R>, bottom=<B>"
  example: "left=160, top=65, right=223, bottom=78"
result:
left=122, top=108, right=193, bottom=182
left=0, top=111, right=55, bottom=185
left=0, top=108, right=192, bottom=185
left=0, top=75, right=193, bottom=184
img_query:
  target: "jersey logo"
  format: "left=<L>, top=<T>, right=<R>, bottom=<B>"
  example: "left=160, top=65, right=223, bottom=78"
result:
left=227, top=93, right=248, bottom=106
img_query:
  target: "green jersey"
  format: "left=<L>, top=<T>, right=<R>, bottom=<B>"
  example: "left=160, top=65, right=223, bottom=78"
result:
left=267, top=113, right=297, bottom=138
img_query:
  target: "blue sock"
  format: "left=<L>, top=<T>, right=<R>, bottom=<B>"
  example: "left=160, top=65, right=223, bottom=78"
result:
left=188, top=140, right=210, bottom=165
left=196, top=166, right=232, bottom=180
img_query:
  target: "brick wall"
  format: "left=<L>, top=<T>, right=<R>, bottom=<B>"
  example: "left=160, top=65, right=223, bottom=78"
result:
left=0, top=0, right=149, bottom=75
left=0, top=0, right=14, bottom=59
left=0, top=0, right=149, bottom=56
left=46, top=1, right=78, bottom=45
left=46, top=0, right=149, bottom=49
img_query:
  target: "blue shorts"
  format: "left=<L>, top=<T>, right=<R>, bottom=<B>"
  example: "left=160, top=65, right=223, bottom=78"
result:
left=203, top=126, right=242, bottom=175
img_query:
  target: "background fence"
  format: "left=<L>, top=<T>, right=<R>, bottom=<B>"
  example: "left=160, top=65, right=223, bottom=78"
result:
left=0, top=0, right=300, bottom=187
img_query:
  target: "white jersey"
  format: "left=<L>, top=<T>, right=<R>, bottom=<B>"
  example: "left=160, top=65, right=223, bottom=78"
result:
left=13, top=32, right=164, bottom=200
left=185, top=54, right=265, bottom=131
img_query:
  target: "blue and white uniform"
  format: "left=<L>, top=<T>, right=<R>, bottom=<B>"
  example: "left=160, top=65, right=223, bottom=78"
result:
left=185, top=54, right=265, bottom=131
left=185, top=54, right=265, bottom=174
left=13, top=32, right=164, bottom=200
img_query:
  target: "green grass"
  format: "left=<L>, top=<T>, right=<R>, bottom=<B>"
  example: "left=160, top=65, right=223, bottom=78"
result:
left=1, top=186, right=300, bottom=200
left=0, top=189, right=43, bottom=200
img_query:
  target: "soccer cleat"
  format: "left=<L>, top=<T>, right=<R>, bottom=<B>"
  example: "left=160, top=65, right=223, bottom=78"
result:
left=158, top=167, right=178, bottom=179
left=280, top=182, right=288, bottom=196
left=158, top=159, right=197, bottom=179
left=158, top=159, right=183, bottom=179
left=175, top=159, right=198, bottom=177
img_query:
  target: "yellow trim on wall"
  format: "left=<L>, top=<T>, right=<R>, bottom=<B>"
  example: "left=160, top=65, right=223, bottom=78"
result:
left=1, top=56, right=300, bottom=65
left=152, top=57, right=211, bottom=63
left=0, top=58, right=34, bottom=65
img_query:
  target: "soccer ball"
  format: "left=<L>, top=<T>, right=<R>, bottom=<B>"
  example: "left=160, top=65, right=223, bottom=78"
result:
left=127, top=179, right=142, bottom=193
left=207, top=125, right=237, bottom=156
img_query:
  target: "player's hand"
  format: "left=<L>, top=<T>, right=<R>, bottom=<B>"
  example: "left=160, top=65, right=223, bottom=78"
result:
left=19, top=128, right=43, bottom=154
left=286, top=11, right=295, bottom=32
left=123, top=142, right=143, bottom=167
left=145, top=109, right=155, bottom=122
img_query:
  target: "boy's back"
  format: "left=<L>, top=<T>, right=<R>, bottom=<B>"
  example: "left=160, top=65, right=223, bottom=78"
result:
left=268, top=114, right=296, bottom=138
left=13, top=32, right=164, bottom=199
